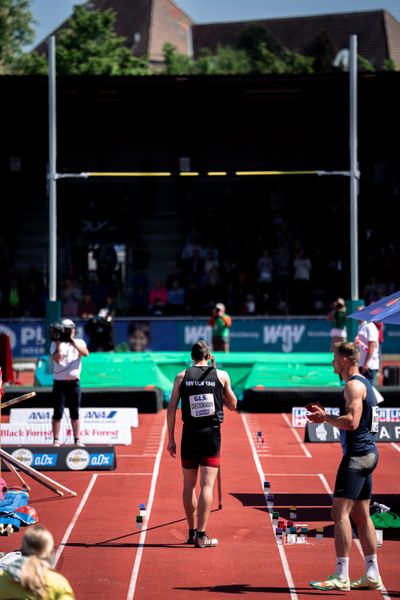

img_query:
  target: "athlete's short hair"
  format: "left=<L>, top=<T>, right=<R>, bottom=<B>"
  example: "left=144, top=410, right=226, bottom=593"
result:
left=333, top=341, right=360, bottom=365
left=191, top=340, right=210, bottom=361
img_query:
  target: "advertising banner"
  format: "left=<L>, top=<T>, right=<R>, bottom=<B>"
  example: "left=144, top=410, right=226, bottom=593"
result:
left=305, top=422, right=400, bottom=442
left=10, top=407, right=139, bottom=428
left=292, top=406, right=400, bottom=428
left=1, top=318, right=399, bottom=356
left=0, top=423, right=131, bottom=446
left=2, top=446, right=116, bottom=471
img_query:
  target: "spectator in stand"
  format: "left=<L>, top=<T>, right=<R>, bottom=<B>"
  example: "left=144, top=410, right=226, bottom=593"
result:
left=241, top=293, right=256, bottom=315
left=256, top=248, right=273, bottom=290
left=149, top=279, right=168, bottom=311
left=167, top=280, right=186, bottom=315
left=208, top=302, right=232, bottom=352
left=293, top=247, right=312, bottom=313
left=328, top=297, right=347, bottom=350
left=77, top=292, right=97, bottom=319
left=149, top=297, right=166, bottom=316
left=3, top=275, right=23, bottom=318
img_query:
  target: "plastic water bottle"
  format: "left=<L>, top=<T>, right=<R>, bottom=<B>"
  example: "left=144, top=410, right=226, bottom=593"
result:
left=376, top=529, right=383, bottom=547
left=287, top=526, right=297, bottom=544
left=275, top=527, right=283, bottom=544
left=299, top=527, right=308, bottom=543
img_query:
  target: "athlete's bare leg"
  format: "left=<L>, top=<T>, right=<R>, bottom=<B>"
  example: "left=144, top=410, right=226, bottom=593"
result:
left=182, top=467, right=198, bottom=529
left=197, top=465, right=219, bottom=532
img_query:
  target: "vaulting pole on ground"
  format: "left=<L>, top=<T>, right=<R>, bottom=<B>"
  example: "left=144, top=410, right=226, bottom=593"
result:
left=217, top=467, right=222, bottom=510
left=0, top=449, right=77, bottom=497
left=1, top=457, right=31, bottom=491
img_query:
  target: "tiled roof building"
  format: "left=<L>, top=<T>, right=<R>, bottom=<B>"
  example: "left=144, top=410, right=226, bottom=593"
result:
left=37, top=0, right=193, bottom=65
left=192, top=10, right=400, bottom=69
left=36, top=2, right=400, bottom=69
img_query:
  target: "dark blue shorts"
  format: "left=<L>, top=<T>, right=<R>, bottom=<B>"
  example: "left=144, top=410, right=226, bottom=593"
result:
left=181, top=425, right=221, bottom=469
left=52, top=379, right=81, bottom=420
left=334, top=449, right=378, bottom=500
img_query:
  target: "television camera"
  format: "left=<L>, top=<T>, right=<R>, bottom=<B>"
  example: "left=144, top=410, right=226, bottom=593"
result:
left=48, top=320, right=75, bottom=342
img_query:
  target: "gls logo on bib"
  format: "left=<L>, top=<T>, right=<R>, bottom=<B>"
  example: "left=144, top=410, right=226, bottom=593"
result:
left=189, top=394, right=215, bottom=418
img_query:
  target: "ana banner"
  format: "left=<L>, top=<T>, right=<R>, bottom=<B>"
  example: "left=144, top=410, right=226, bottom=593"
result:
left=10, top=407, right=139, bottom=428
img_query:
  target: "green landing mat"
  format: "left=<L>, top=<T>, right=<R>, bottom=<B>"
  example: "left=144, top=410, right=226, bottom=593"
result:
left=35, top=352, right=339, bottom=399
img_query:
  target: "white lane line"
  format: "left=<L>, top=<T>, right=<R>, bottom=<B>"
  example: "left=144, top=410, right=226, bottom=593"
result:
left=126, top=418, right=167, bottom=600
left=53, top=474, right=98, bottom=566
left=118, top=454, right=157, bottom=457
left=281, top=413, right=312, bottom=458
left=390, top=443, right=400, bottom=452
left=264, top=455, right=310, bottom=458
left=241, top=413, right=298, bottom=600
left=97, top=472, right=153, bottom=476
left=317, top=474, right=392, bottom=600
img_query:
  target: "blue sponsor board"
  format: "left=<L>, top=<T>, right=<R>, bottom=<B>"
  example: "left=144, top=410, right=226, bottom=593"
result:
left=1, top=318, right=399, bottom=356
left=3, top=446, right=116, bottom=471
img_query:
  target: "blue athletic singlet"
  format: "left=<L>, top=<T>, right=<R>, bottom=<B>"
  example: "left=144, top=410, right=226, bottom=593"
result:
left=340, top=375, right=378, bottom=456
left=179, top=366, right=224, bottom=428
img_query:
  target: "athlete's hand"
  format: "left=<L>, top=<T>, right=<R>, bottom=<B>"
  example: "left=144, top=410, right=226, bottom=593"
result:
left=167, top=441, right=176, bottom=458
left=306, top=402, right=326, bottom=423
left=307, top=412, right=325, bottom=423
left=305, top=402, right=324, bottom=413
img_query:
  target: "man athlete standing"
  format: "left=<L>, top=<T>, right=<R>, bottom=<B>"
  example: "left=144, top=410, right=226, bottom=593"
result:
left=167, top=340, right=237, bottom=548
left=307, top=342, right=383, bottom=591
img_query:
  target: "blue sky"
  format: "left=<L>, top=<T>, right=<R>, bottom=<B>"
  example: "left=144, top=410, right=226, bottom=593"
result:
left=30, top=0, right=400, bottom=46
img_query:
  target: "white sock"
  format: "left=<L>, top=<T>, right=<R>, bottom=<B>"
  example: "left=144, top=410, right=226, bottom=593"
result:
left=335, top=556, right=349, bottom=579
left=365, top=554, right=380, bottom=579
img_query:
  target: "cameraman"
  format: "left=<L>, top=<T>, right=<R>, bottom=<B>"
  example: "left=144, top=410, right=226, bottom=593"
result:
left=50, top=319, right=89, bottom=447
left=208, top=302, right=232, bottom=352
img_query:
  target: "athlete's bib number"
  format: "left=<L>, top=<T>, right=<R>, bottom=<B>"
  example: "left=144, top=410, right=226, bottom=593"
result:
left=370, top=406, right=379, bottom=433
left=189, top=393, right=215, bottom=418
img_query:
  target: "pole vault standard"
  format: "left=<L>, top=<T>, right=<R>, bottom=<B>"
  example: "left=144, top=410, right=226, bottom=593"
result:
left=46, top=35, right=360, bottom=321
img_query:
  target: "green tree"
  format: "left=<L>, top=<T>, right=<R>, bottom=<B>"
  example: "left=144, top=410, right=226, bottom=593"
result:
left=304, top=29, right=336, bottom=72
left=357, top=54, right=375, bottom=72
left=55, top=5, right=149, bottom=75
left=0, top=0, right=35, bottom=73
left=194, top=45, right=252, bottom=75
left=383, top=58, right=397, bottom=71
left=163, top=42, right=194, bottom=75
left=236, top=24, right=285, bottom=63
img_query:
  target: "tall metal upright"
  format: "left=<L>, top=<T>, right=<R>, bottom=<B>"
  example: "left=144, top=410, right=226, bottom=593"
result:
left=347, top=35, right=363, bottom=339
left=46, top=35, right=60, bottom=349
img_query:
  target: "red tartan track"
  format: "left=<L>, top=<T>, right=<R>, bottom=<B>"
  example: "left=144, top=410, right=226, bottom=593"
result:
left=1, top=408, right=399, bottom=600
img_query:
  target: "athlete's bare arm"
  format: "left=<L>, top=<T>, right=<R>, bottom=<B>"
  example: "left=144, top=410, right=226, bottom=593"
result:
left=167, top=370, right=185, bottom=457
left=307, top=380, right=364, bottom=430
left=216, top=369, right=237, bottom=411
